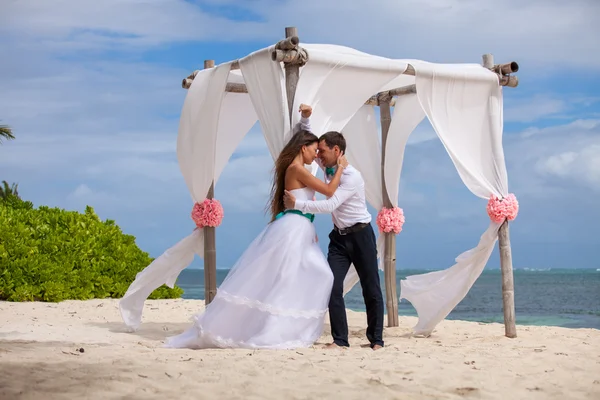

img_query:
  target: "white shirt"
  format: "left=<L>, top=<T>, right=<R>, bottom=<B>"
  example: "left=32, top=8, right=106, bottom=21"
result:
left=295, top=165, right=372, bottom=228
left=292, top=116, right=372, bottom=229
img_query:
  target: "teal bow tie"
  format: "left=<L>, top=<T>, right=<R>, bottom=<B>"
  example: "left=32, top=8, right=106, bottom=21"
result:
left=325, top=166, right=336, bottom=176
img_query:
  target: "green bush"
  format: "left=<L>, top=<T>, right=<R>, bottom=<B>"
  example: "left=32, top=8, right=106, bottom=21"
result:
left=0, top=196, right=182, bottom=302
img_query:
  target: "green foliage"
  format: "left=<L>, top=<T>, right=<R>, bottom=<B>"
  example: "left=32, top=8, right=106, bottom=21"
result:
left=0, top=196, right=183, bottom=302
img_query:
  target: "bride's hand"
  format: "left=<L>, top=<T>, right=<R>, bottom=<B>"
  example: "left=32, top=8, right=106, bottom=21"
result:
left=337, top=153, right=348, bottom=169
left=299, top=103, right=312, bottom=118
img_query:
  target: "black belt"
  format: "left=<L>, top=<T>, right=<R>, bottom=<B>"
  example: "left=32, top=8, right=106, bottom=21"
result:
left=333, top=222, right=369, bottom=236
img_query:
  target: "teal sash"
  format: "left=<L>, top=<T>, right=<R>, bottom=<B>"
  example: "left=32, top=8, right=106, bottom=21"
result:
left=275, top=209, right=315, bottom=223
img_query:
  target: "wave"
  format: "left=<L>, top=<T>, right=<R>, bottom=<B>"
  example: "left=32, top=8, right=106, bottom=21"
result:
left=520, top=268, right=552, bottom=272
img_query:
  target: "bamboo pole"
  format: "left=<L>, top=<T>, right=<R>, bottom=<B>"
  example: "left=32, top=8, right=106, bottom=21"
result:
left=482, top=54, right=494, bottom=69
left=494, top=61, right=519, bottom=75
left=498, top=220, right=517, bottom=338
left=482, top=53, right=517, bottom=338
left=203, top=59, right=218, bottom=305
left=482, top=54, right=519, bottom=88
left=378, top=94, right=399, bottom=327
left=275, top=35, right=299, bottom=50
left=283, top=27, right=300, bottom=123
left=499, top=75, right=519, bottom=88
left=182, top=70, right=199, bottom=89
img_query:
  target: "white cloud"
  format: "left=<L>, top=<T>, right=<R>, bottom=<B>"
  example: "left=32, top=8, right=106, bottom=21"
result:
left=65, top=184, right=120, bottom=210
left=1, top=0, right=599, bottom=266
left=2, top=0, right=599, bottom=69
left=521, top=119, right=600, bottom=138
left=71, top=184, right=93, bottom=198
left=1, top=0, right=267, bottom=47
left=503, top=119, right=600, bottom=202
left=536, top=145, right=600, bottom=191
left=279, top=0, right=599, bottom=69
left=217, top=154, right=273, bottom=212
left=406, top=120, right=437, bottom=145
left=539, top=152, right=578, bottom=175
left=505, top=95, right=600, bottom=124
left=231, top=125, right=269, bottom=156
left=1, top=130, right=177, bottom=176
left=504, top=95, right=566, bottom=122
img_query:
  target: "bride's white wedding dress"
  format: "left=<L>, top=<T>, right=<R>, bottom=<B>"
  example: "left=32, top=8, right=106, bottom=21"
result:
left=165, top=187, right=334, bottom=349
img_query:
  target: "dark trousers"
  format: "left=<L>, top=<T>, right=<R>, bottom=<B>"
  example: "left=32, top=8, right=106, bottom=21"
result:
left=327, top=223, right=384, bottom=348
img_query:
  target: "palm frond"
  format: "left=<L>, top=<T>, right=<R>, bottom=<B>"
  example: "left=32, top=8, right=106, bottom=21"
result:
left=0, top=180, right=19, bottom=199
left=0, top=125, right=15, bottom=143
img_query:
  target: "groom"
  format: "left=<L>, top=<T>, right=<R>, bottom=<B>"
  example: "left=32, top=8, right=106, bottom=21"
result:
left=284, top=106, right=384, bottom=350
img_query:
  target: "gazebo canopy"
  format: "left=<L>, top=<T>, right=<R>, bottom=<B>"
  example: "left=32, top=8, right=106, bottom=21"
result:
left=119, top=33, right=519, bottom=338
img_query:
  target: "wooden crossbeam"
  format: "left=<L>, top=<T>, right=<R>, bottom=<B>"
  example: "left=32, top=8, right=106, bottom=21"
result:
left=182, top=56, right=517, bottom=99
left=221, top=81, right=411, bottom=106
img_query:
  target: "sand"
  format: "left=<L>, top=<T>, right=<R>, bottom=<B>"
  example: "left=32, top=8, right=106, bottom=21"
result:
left=1, top=299, right=598, bottom=400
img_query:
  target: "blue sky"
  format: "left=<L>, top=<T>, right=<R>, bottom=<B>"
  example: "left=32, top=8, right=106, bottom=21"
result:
left=1, top=0, right=599, bottom=271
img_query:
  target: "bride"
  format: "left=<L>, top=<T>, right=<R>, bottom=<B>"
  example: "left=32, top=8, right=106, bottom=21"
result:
left=165, top=121, right=348, bottom=349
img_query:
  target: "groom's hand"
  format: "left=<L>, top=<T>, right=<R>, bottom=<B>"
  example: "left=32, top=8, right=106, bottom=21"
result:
left=283, top=190, right=296, bottom=209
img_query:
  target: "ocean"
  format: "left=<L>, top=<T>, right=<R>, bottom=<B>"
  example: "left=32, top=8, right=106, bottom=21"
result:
left=176, top=268, right=600, bottom=330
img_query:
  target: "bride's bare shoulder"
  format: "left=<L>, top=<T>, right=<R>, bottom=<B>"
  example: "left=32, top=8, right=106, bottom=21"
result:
left=286, top=163, right=302, bottom=175
left=284, top=163, right=305, bottom=190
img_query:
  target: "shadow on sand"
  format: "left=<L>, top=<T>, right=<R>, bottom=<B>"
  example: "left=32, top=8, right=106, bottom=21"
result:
left=0, top=358, right=155, bottom=399
left=87, top=322, right=191, bottom=341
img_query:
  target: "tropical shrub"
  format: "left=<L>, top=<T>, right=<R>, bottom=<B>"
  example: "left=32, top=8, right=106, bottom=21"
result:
left=0, top=196, right=182, bottom=301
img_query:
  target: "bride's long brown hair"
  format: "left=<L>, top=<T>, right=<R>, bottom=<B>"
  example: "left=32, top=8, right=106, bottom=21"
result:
left=267, top=130, right=319, bottom=221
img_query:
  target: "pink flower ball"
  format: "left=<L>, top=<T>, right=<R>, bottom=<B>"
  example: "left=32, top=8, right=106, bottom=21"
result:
left=191, top=198, right=224, bottom=228
left=486, top=193, right=519, bottom=224
left=376, top=206, right=405, bottom=234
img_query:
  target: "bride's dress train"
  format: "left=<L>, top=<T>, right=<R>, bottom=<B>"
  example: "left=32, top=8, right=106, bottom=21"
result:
left=165, top=187, right=334, bottom=349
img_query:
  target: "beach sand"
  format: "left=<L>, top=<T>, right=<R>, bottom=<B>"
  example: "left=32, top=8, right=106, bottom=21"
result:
left=1, top=299, right=598, bottom=399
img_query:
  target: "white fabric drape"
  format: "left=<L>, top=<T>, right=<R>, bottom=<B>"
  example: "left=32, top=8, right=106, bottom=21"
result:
left=239, top=47, right=289, bottom=160
left=384, top=95, right=427, bottom=206
left=338, top=106, right=382, bottom=294
left=341, top=96, right=425, bottom=295
left=343, top=106, right=382, bottom=212
left=291, top=44, right=413, bottom=294
left=342, top=94, right=425, bottom=299
left=399, top=63, right=507, bottom=336
left=293, top=44, right=410, bottom=135
left=179, top=64, right=233, bottom=199
left=214, top=92, right=259, bottom=182
left=120, top=63, right=258, bottom=331
left=238, top=48, right=324, bottom=185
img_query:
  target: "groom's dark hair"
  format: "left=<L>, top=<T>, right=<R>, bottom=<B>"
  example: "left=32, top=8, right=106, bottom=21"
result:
left=319, top=131, right=346, bottom=153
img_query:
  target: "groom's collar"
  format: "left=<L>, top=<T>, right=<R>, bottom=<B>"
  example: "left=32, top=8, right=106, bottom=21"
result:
left=325, top=165, right=352, bottom=176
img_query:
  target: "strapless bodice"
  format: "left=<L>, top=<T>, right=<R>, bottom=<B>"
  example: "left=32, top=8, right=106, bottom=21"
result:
left=287, top=187, right=315, bottom=201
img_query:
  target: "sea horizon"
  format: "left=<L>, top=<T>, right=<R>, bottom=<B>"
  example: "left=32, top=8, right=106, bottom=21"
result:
left=175, top=268, right=600, bottom=330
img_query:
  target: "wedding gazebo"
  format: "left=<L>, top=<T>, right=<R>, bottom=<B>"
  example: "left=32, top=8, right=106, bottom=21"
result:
left=119, top=27, right=520, bottom=338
